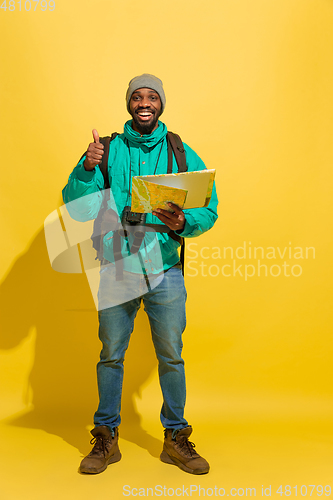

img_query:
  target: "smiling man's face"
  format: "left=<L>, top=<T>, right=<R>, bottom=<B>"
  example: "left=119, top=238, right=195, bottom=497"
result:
left=129, top=88, right=162, bottom=135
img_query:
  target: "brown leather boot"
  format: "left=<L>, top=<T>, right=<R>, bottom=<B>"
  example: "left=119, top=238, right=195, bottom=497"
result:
left=79, top=426, right=121, bottom=474
left=160, top=426, right=210, bottom=474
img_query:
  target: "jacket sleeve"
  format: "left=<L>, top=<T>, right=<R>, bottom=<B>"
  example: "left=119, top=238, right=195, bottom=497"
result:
left=175, top=144, right=219, bottom=238
left=62, top=155, right=106, bottom=222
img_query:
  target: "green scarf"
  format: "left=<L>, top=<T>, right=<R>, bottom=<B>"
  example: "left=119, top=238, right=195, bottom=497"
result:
left=123, top=120, right=167, bottom=148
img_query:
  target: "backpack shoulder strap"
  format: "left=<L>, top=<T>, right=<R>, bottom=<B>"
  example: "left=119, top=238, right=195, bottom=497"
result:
left=166, top=131, right=187, bottom=276
left=167, top=131, right=187, bottom=174
left=91, top=132, right=119, bottom=259
left=99, top=132, right=118, bottom=189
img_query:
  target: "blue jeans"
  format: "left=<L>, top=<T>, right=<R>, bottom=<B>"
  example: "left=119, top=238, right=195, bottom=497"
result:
left=94, top=265, right=188, bottom=431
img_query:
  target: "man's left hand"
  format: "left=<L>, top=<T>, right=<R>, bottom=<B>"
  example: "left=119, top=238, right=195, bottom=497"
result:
left=153, top=203, right=185, bottom=232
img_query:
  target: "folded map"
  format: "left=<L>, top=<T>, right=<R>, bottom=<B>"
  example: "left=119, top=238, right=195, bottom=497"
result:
left=131, top=169, right=215, bottom=213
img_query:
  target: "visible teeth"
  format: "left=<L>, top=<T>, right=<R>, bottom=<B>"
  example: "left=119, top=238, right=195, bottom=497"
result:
left=138, top=112, right=152, bottom=116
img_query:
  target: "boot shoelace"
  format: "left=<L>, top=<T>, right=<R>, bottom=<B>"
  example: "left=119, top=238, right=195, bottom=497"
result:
left=177, top=437, right=198, bottom=458
left=89, top=435, right=110, bottom=457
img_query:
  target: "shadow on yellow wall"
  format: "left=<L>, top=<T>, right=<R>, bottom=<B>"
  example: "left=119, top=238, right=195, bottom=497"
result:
left=0, top=228, right=163, bottom=457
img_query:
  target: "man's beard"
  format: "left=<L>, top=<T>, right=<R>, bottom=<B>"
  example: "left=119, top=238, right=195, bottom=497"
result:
left=131, top=111, right=160, bottom=135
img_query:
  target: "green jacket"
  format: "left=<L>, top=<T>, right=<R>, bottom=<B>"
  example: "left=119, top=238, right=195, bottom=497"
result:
left=62, top=120, right=218, bottom=273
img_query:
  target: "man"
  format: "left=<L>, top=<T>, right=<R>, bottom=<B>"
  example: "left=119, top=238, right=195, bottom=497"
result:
left=62, top=74, right=218, bottom=475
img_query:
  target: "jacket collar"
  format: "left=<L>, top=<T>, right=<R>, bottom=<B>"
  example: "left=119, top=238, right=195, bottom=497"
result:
left=123, top=120, right=167, bottom=148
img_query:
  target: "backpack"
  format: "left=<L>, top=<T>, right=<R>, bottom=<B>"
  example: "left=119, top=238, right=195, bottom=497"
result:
left=87, top=131, right=187, bottom=279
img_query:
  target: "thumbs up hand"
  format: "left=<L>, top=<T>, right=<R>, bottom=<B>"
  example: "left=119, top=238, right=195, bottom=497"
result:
left=83, top=129, right=104, bottom=171
left=92, top=129, right=100, bottom=144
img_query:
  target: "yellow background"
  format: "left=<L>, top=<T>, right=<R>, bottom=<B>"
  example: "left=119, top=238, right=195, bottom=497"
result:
left=1, top=0, right=332, bottom=498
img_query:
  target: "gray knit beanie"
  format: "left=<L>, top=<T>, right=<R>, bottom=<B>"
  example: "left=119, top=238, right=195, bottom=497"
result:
left=126, top=74, right=166, bottom=114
